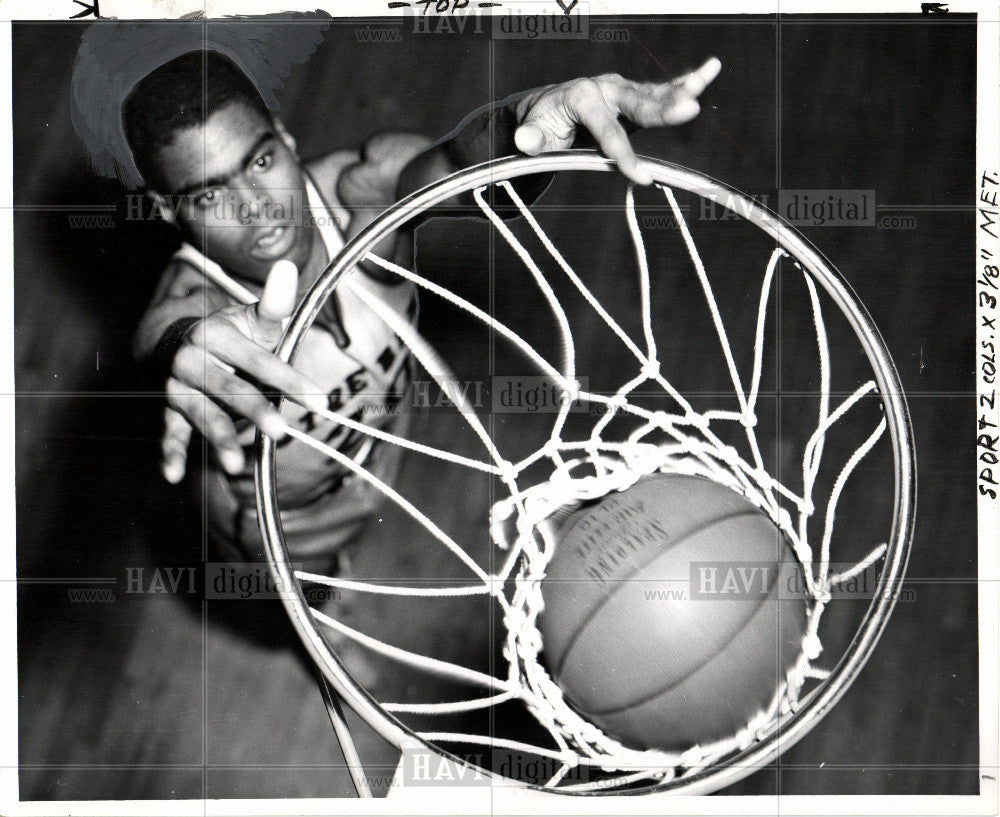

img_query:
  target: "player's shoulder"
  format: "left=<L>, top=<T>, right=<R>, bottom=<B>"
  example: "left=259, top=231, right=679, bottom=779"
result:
left=163, top=254, right=206, bottom=294
left=305, top=131, right=433, bottom=184
left=305, top=149, right=362, bottom=200
left=360, top=132, right=435, bottom=194
left=306, top=133, right=433, bottom=201
left=358, top=131, right=434, bottom=167
left=158, top=251, right=235, bottom=304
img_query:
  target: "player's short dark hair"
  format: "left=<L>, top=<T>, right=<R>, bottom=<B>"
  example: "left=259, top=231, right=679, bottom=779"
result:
left=122, top=50, right=272, bottom=190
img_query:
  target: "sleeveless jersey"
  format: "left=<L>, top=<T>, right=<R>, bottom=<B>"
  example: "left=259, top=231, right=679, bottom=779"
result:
left=172, top=171, right=417, bottom=510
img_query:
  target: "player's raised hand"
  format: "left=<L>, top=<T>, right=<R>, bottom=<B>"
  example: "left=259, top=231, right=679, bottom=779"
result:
left=161, top=260, right=328, bottom=484
left=513, top=57, right=722, bottom=186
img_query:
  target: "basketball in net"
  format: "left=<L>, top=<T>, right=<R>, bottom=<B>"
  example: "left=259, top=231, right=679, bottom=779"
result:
left=540, top=472, right=808, bottom=753
left=254, top=151, right=915, bottom=797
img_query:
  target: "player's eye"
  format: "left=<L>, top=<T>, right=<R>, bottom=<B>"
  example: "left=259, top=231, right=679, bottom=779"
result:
left=191, top=189, right=220, bottom=210
left=254, top=150, right=274, bottom=171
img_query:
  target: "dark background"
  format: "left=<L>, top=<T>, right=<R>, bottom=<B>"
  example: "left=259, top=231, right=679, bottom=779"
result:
left=14, top=15, right=979, bottom=800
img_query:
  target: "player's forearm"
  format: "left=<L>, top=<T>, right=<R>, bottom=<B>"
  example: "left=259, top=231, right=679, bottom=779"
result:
left=396, top=88, right=552, bottom=217
left=133, top=289, right=227, bottom=365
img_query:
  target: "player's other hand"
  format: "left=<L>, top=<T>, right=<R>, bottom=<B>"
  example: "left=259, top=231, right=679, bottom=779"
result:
left=160, top=260, right=328, bottom=484
left=513, top=57, right=722, bottom=186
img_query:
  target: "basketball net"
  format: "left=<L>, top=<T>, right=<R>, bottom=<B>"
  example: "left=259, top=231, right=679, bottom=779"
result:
left=255, top=152, right=914, bottom=796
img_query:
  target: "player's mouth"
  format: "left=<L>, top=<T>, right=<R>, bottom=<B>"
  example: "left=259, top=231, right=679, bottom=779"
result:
left=250, top=224, right=295, bottom=260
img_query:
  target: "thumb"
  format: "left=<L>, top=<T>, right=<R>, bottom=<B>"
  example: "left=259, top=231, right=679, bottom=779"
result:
left=514, top=122, right=547, bottom=156
left=254, top=260, right=299, bottom=340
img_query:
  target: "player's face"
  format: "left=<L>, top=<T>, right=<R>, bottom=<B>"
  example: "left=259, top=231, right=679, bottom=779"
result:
left=152, top=101, right=314, bottom=285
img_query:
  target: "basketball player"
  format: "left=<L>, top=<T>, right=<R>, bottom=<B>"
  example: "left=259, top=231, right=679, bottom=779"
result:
left=124, top=50, right=721, bottom=573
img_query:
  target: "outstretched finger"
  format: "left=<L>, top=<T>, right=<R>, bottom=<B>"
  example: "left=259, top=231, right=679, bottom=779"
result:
left=197, top=359, right=292, bottom=441
left=184, top=326, right=328, bottom=413
left=674, top=57, right=722, bottom=98
left=616, top=83, right=698, bottom=129
left=166, top=377, right=245, bottom=475
left=659, top=93, right=701, bottom=126
left=161, top=405, right=192, bottom=484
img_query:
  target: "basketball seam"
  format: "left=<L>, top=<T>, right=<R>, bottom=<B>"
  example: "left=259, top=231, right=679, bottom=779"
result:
left=585, top=576, right=795, bottom=717
left=557, top=474, right=716, bottom=542
left=551, top=507, right=775, bottom=678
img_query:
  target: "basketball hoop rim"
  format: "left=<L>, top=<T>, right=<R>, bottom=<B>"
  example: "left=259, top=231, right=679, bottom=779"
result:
left=255, top=150, right=917, bottom=797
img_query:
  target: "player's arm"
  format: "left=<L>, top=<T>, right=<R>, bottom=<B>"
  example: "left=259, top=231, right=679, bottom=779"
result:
left=335, top=132, right=434, bottom=279
left=396, top=58, right=723, bottom=208
left=336, top=60, right=722, bottom=271
left=135, top=260, right=327, bottom=484
left=133, top=261, right=230, bottom=363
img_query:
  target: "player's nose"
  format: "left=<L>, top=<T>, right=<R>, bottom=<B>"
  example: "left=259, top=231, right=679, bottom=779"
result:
left=238, top=189, right=268, bottom=226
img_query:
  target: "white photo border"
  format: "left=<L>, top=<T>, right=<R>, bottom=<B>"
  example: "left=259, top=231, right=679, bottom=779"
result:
left=0, top=2, right=996, bottom=815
